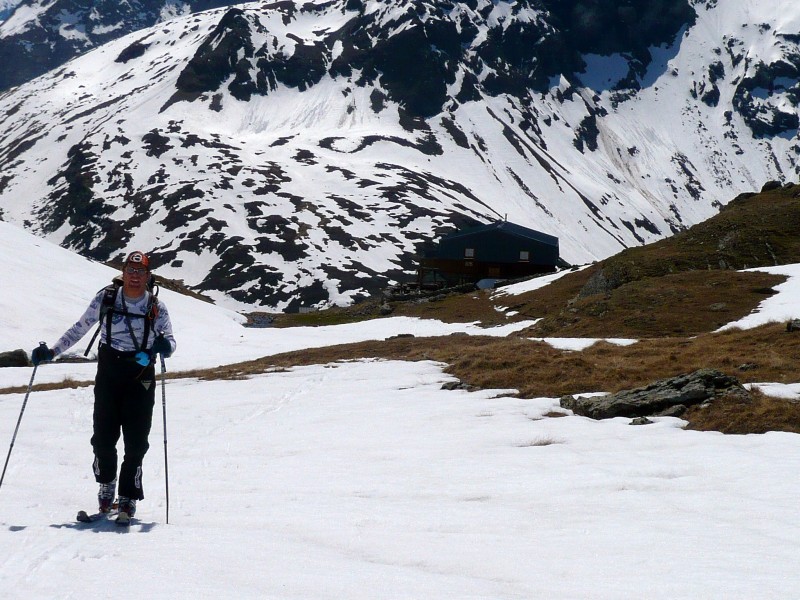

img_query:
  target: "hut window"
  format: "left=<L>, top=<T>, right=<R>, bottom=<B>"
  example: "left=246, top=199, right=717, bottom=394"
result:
left=465, top=248, right=475, bottom=258
left=519, top=251, right=530, bottom=262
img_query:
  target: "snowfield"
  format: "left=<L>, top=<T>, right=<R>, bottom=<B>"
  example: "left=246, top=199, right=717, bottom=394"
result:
left=1, top=221, right=800, bottom=598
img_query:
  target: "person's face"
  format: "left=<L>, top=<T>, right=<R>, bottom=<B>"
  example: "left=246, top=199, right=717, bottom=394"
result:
left=122, top=264, right=149, bottom=297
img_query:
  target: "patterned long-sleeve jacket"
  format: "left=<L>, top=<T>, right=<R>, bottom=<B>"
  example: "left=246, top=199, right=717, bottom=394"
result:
left=52, top=288, right=176, bottom=357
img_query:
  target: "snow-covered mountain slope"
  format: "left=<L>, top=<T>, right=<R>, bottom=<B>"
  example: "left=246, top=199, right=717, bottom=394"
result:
left=0, top=0, right=799, bottom=311
left=0, top=0, right=238, bottom=91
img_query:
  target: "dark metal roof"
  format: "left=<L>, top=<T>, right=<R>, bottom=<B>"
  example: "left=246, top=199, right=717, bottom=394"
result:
left=441, top=220, right=559, bottom=247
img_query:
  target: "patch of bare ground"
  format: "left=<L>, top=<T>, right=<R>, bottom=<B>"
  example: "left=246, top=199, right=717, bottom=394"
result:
left=685, top=388, right=800, bottom=435
left=1, top=377, right=92, bottom=395
left=240, top=322, right=799, bottom=396
left=387, top=290, right=514, bottom=326
left=264, top=287, right=514, bottom=328
left=512, top=270, right=785, bottom=338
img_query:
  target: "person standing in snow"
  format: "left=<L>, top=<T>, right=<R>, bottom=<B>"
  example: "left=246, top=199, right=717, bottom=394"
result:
left=31, top=251, right=176, bottom=523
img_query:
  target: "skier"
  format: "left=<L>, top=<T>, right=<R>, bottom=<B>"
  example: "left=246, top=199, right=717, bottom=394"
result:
left=31, top=251, right=176, bottom=523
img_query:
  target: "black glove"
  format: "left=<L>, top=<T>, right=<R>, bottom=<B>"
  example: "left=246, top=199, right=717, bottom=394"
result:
left=31, top=343, right=54, bottom=366
left=150, top=335, right=172, bottom=359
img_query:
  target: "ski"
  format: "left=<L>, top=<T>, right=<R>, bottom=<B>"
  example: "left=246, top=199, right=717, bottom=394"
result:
left=76, top=509, right=116, bottom=523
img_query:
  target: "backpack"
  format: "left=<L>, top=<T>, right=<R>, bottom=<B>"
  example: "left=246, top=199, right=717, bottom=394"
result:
left=83, top=274, right=160, bottom=357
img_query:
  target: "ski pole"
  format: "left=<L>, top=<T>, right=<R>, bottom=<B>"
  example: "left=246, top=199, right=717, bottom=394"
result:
left=160, top=354, right=170, bottom=524
left=0, top=347, right=43, bottom=493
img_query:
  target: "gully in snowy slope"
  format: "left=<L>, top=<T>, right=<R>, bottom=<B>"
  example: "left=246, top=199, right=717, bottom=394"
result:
left=30, top=251, right=176, bottom=523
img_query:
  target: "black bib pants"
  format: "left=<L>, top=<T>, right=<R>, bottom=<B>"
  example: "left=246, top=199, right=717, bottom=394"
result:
left=91, top=344, right=156, bottom=500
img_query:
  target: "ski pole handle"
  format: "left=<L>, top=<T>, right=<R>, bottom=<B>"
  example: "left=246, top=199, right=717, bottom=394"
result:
left=32, top=341, right=53, bottom=366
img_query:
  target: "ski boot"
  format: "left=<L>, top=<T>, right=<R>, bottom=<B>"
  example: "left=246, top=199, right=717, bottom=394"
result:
left=116, top=496, right=137, bottom=525
left=98, top=479, right=116, bottom=513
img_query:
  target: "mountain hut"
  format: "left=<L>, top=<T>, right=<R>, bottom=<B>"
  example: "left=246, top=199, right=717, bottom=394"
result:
left=418, top=220, right=560, bottom=288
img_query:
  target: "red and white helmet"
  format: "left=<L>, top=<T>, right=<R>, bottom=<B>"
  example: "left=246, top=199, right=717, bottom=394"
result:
left=124, top=251, right=150, bottom=270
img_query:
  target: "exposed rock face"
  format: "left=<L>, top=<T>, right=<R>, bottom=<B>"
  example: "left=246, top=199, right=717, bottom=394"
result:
left=733, top=58, right=800, bottom=138
left=560, top=369, right=750, bottom=419
left=541, top=0, right=696, bottom=88
left=576, top=266, right=628, bottom=299
left=166, top=0, right=696, bottom=115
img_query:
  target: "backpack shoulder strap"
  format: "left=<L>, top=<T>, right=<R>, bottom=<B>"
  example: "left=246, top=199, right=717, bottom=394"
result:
left=103, top=284, right=119, bottom=346
left=100, top=283, right=120, bottom=311
left=83, top=282, right=121, bottom=357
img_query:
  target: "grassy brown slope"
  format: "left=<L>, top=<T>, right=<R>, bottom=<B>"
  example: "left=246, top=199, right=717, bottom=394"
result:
left=583, top=184, right=800, bottom=278
left=515, top=185, right=800, bottom=337
left=519, top=269, right=785, bottom=337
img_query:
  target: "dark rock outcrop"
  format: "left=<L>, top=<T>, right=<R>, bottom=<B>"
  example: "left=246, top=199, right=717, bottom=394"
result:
left=0, top=349, right=30, bottom=367
left=560, top=369, right=750, bottom=419
left=732, top=59, right=800, bottom=138
left=167, top=0, right=695, bottom=115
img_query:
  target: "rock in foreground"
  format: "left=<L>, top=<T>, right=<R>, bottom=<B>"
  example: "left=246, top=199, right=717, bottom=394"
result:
left=560, top=369, right=750, bottom=420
